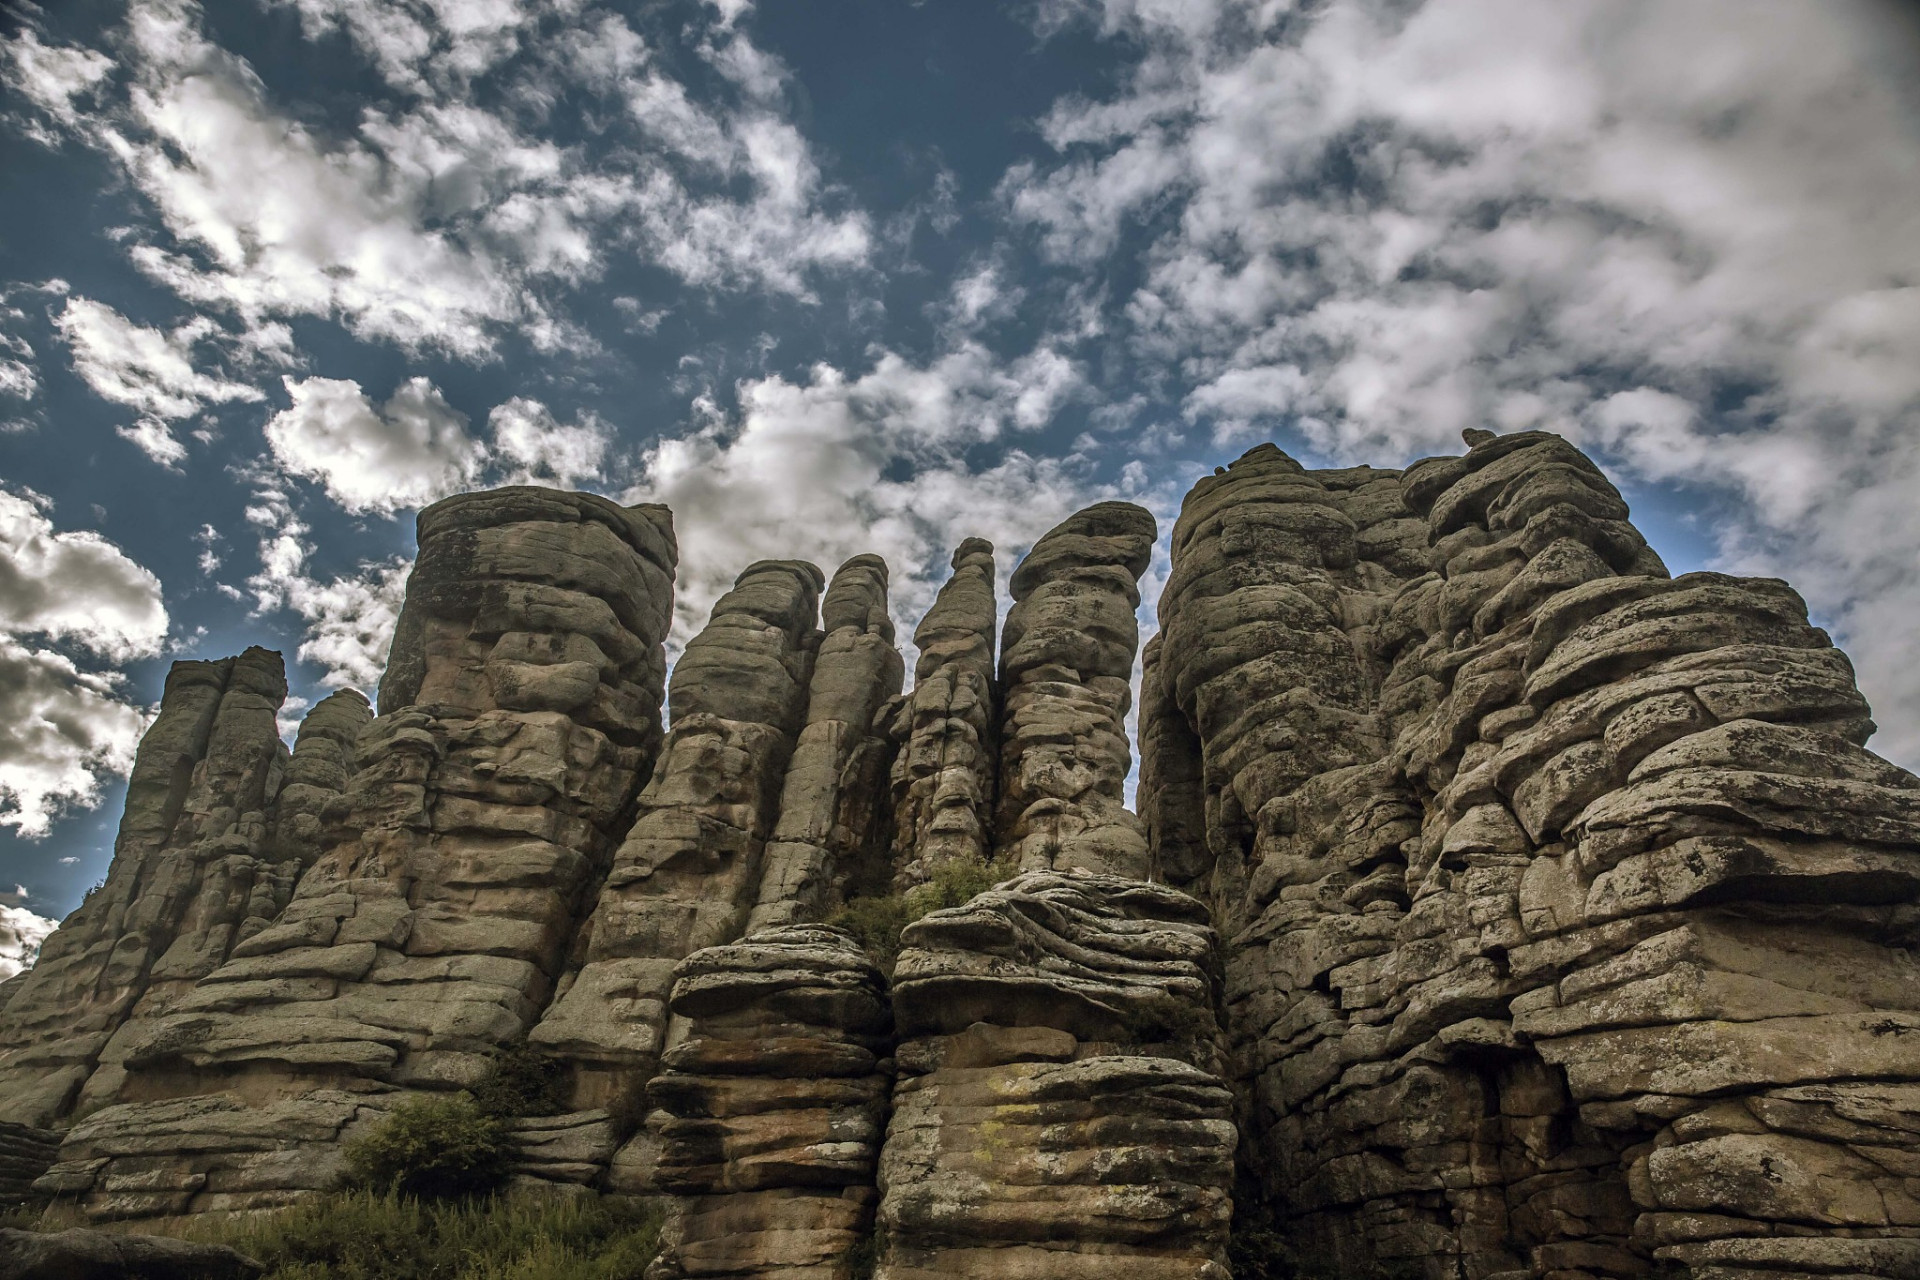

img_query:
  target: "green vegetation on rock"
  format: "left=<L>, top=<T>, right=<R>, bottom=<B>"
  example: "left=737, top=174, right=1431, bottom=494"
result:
left=828, top=856, right=1016, bottom=974
left=342, top=1096, right=513, bottom=1201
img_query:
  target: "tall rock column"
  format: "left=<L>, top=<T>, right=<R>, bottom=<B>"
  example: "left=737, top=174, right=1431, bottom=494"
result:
left=750, top=555, right=905, bottom=929
left=44, top=489, right=675, bottom=1219
left=995, top=502, right=1156, bottom=877
left=889, top=539, right=998, bottom=889
left=0, top=648, right=298, bottom=1127
left=532, top=559, right=823, bottom=1106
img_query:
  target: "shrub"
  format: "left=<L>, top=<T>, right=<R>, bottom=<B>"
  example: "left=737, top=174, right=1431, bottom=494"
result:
left=472, top=1041, right=570, bottom=1119
left=828, top=856, right=1016, bottom=975
left=341, top=1095, right=513, bottom=1201
left=190, top=1187, right=662, bottom=1280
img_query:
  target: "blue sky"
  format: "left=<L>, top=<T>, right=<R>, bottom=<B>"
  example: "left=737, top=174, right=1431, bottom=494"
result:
left=0, top=0, right=1916, bottom=955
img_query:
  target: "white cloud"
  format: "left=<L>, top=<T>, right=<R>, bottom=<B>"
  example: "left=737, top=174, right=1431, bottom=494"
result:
left=0, top=902, right=59, bottom=980
left=0, top=638, right=150, bottom=839
left=54, top=297, right=263, bottom=465
left=243, top=482, right=410, bottom=692
left=265, top=375, right=486, bottom=515
left=0, top=488, right=169, bottom=661
left=1013, top=0, right=1920, bottom=766
left=3, top=27, right=115, bottom=141
left=489, top=397, right=611, bottom=487
left=626, top=344, right=1097, bottom=646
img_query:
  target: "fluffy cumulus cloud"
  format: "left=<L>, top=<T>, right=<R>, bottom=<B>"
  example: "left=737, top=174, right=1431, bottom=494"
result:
left=243, top=481, right=410, bottom=693
left=626, top=342, right=1120, bottom=646
left=54, top=297, right=263, bottom=465
left=1011, top=0, right=1920, bottom=765
left=489, top=397, right=612, bottom=488
left=0, top=490, right=164, bottom=837
left=265, top=375, right=485, bottom=515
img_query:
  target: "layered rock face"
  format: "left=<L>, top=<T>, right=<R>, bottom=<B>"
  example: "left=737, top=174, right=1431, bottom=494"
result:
left=0, top=648, right=303, bottom=1128
left=880, top=873, right=1235, bottom=1279
left=750, top=556, right=906, bottom=930
left=1146, top=432, right=1920, bottom=1278
left=889, top=539, right=998, bottom=888
left=995, top=503, right=1156, bottom=878
left=11, top=437, right=1920, bottom=1279
left=38, top=489, right=677, bottom=1217
left=533, top=559, right=823, bottom=1103
left=643, top=925, right=892, bottom=1279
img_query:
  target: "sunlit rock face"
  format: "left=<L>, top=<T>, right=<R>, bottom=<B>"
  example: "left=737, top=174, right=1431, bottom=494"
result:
left=9, top=438, right=1920, bottom=1279
left=1144, top=432, right=1920, bottom=1279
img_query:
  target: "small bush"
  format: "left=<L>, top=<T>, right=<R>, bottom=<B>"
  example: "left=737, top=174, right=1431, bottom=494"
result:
left=191, top=1187, right=662, bottom=1280
left=472, top=1041, right=570, bottom=1119
left=342, top=1095, right=512, bottom=1201
left=828, top=856, right=1016, bottom=975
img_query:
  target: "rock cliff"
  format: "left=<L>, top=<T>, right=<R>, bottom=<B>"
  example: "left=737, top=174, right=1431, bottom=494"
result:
left=8, top=437, right=1920, bottom=1278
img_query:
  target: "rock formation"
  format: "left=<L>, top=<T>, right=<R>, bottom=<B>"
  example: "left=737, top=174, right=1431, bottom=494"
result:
left=889, top=539, right=998, bottom=888
left=994, top=502, right=1156, bottom=877
left=643, top=925, right=891, bottom=1279
left=750, top=555, right=905, bottom=930
left=1146, top=432, right=1920, bottom=1278
left=532, top=558, right=822, bottom=1106
left=10, top=437, right=1920, bottom=1279
left=0, top=648, right=298, bottom=1127
left=34, top=488, right=677, bottom=1217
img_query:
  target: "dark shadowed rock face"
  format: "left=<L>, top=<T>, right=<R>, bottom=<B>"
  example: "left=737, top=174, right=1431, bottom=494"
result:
left=0, top=1227, right=262, bottom=1280
left=8, top=444, right=1920, bottom=1278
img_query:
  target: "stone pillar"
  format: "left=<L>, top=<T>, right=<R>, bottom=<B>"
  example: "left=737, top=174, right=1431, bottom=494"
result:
left=750, top=555, right=905, bottom=930
left=0, top=648, right=294, bottom=1128
left=995, top=501, right=1156, bottom=877
left=532, top=559, right=822, bottom=1106
left=889, top=539, right=998, bottom=889
left=43, top=488, right=675, bottom=1219
left=876, top=873, right=1235, bottom=1279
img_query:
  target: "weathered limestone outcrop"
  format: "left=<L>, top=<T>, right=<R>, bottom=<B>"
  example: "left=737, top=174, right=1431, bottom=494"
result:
left=890, top=539, right=998, bottom=889
left=878, top=873, right=1236, bottom=1279
left=38, top=489, right=675, bottom=1217
left=533, top=559, right=822, bottom=1104
left=643, top=925, right=892, bottom=1280
left=994, top=503, right=1156, bottom=879
left=1149, top=431, right=1920, bottom=1278
left=0, top=649, right=296, bottom=1127
left=750, top=556, right=905, bottom=930
left=0, top=1226, right=263, bottom=1279
left=9, top=454, right=1920, bottom=1278
left=0, top=1125, right=58, bottom=1207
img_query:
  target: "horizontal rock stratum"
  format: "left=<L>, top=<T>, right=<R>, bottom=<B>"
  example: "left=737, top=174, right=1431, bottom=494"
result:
left=5, top=435, right=1920, bottom=1279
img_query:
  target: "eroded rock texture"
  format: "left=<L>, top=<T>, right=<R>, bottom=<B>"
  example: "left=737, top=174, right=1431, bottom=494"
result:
left=879, top=873, right=1236, bottom=1279
left=0, top=649, right=299, bottom=1127
left=533, top=559, right=822, bottom=1104
left=995, top=503, right=1156, bottom=878
left=750, top=555, right=905, bottom=930
left=40, top=488, right=676, bottom=1217
left=644, top=925, right=892, bottom=1280
left=890, top=539, right=998, bottom=889
left=1148, top=432, right=1920, bottom=1278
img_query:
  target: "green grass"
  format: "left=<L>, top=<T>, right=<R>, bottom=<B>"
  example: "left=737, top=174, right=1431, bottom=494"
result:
left=191, top=1189, right=662, bottom=1280
left=828, top=855, right=1017, bottom=975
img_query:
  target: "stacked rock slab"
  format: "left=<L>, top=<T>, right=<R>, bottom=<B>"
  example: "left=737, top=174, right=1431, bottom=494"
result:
left=889, top=539, right=999, bottom=889
left=533, top=560, right=822, bottom=1106
left=643, top=926, right=892, bottom=1279
left=1145, top=431, right=1920, bottom=1278
left=750, top=556, right=905, bottom=930
left=0, top=1123, right=59, bottom=1206
left=878, top=873, right=1236, bottom=1279
left=40, top=488, right=675, bottom=1218
left=0, top=648, right=298, bottom=1128
left=995, top=503, right=1156, bottom=878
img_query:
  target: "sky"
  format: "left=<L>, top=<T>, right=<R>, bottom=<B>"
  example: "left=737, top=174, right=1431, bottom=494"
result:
left=0, top=0, right=1917, bottom=955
